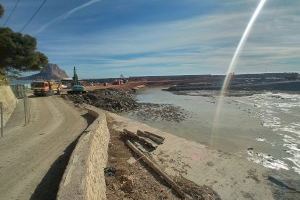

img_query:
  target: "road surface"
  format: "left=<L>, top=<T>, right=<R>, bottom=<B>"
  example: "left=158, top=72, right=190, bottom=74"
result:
left=0, top=96, right=89, bottom=200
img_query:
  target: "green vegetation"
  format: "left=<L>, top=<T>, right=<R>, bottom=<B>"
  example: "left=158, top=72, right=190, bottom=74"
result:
left=0, top=3, right=48, bottom=85
left=0, top=4, right=4, bottom=18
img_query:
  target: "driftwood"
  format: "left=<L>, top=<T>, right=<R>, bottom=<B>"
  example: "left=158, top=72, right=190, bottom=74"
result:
left=133, top=141, right=148, bottom=153
left=123, top=129, right=158, bottom=150
left=123, top=129, right=137, bottom=138
left=145, top=131, right=165, bottom=143
left=126, top=140, right=187, bottom=199
left=144, top=130, right=165, bottom=140
left=137, top=130, right=165, bottom=144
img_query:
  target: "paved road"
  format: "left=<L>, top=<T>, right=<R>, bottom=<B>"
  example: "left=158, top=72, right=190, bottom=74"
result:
left=0, top=96, right=88, bottom=200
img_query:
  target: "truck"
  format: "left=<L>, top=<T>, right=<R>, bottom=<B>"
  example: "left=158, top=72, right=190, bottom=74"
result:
left=31, top=81, right=61, bottom=96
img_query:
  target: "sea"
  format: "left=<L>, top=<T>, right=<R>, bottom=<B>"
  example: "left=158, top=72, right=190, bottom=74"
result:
left=123, top=87, right=300, bottom=179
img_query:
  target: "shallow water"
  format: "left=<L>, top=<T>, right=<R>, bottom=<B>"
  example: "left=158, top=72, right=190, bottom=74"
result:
left=123, top=87, right=300, bottom=177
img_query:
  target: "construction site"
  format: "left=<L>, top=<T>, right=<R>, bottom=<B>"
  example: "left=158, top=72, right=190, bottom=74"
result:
left=1, top=63, right=299, bottom=200
left=0, top=67, right=226, bottom=200
left=1, top=0, right=300, bottom=199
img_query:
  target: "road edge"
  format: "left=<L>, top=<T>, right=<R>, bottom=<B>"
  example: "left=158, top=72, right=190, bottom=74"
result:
left=57, top=104, right=110, bottom=200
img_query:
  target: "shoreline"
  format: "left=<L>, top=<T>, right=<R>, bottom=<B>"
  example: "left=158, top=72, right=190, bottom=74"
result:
left=106, top=111, right=275, bottom=200
left=65, top=88, right=298, bottom=199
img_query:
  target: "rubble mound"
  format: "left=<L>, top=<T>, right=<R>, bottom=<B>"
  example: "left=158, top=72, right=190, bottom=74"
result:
left=68, top=88, right=189, bottom=122
left=131, top=103, right=188, bottom=122
left=68, top=89, right=138, bottom=112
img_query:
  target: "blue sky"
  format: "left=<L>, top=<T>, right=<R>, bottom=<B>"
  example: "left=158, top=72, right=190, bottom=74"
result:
left=0, top=0, right=299, bottom=78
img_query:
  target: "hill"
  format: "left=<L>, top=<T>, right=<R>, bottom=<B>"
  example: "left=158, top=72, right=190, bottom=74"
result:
left=20, top=63, right=69, bottom=80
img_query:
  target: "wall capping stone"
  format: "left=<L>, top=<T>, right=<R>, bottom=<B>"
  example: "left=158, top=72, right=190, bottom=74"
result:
left=57, top=104, right=109, bottom=200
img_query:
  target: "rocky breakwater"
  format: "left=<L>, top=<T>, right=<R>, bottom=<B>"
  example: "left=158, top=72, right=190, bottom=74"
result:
left=68, top=88, right=189, bottom=123
left=68, top=89, right=138, bottom=112
left=166, top=81, right=300, bottom=93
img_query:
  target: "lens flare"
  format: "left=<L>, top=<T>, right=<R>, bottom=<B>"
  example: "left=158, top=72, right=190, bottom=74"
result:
left=211, top=0, right=267, bottom=139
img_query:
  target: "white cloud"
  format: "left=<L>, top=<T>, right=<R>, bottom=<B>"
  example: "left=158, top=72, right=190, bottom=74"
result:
left=39, top=0, right=300, bottom=76
left=36, top=0, right=101, bottom=34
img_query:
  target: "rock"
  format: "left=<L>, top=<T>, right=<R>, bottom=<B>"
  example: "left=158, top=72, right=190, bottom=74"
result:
left=67, top=89, right=189, bottom=122
left=68, top=88, right=138, bottom=112
left=112, top=183, right=118, bottom=190
left=104, top=166, right=116, bottom=176
left=120, top=175, right=134, bottom=193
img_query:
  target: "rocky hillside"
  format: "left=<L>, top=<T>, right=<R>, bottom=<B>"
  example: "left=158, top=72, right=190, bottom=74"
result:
left=20, top=63, right=69, bottom=80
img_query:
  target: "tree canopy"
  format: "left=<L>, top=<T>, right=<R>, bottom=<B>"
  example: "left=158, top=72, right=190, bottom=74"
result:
left=0, top=4, right=48, bottom=76
left=0, top=28, right=48, bottom=75
left=0, top=4, right=4, bottom=18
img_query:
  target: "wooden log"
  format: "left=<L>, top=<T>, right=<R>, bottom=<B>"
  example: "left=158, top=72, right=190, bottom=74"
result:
left=144, top=130, right=165, bottom=140
left=133, top=141, right=148, bottom=153
left=123, top=129, right=158, bottom=150
left=144, top=130, right=165, bottom=141
left=123, top=129, right=138, bottom=138
left=126, top=140, right=187, bottom=199
left=137, top=130, right=164, bottom=144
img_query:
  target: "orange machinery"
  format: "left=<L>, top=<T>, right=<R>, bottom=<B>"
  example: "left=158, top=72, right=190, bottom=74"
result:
left=31, top=81, right=61, bottom=96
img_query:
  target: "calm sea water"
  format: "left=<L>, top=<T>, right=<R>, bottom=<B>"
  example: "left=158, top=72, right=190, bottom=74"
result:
left=123, top=87, right=300, bottom=177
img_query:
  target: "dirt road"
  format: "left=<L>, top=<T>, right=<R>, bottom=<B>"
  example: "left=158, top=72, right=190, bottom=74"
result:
left=0, top=96, right=89, bottom=200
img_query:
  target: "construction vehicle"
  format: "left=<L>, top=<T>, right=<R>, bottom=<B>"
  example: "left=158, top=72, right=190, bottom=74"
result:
left=68, top=85, right=86, bottom=94
left=31, top=81, right=61, bottom=96
left=67, top=67, right=86, bottom=94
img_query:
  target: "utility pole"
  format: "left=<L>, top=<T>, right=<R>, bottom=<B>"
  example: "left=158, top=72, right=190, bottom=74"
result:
left=24, top=97, right=27, bottom=125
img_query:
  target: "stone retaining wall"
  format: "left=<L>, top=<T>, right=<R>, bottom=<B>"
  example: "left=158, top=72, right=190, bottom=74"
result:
left=57, top=105, right=110, bottom=200
left=0, top=86, right=17, bottom=126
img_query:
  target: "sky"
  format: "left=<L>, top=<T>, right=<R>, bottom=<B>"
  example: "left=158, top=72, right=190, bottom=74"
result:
left=0, top=0, right=299, bottom=78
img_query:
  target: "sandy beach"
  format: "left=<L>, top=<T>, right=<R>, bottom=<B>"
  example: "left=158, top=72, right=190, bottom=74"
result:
left=107, top=112, right=275, bottom=200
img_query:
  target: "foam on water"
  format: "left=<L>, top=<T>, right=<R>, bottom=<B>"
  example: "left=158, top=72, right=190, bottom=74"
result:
left=248, top=92, right=300, bottom=174
left=256, top=137, right=266, bottom=142
left=247, top=149, right=289, bottom=170
left=283, top=135, right=300, bottom=174
left=277, top=126, right=300, bottom=136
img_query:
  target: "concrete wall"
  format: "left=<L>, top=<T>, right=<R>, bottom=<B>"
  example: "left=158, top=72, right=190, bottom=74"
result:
left=0, top=86, right=17, bottom=126
left=57, top=105, right=110, bottom=200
